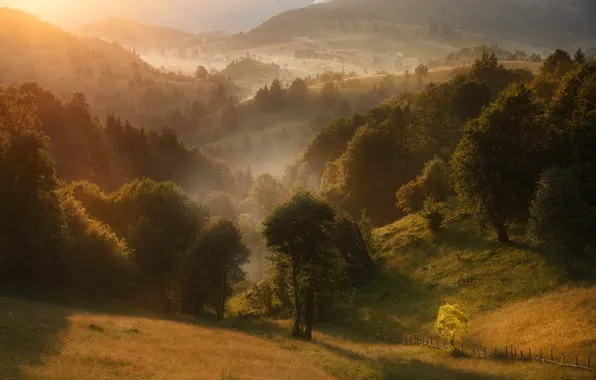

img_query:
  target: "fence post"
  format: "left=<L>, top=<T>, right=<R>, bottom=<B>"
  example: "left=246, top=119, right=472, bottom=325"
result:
left=575, top=355, right=578, bottom=366
left=529, top=348, right=531, bottom=360
left=551, top=348, right=553, bottom=361
left=505, top=346, right=508, bottom=358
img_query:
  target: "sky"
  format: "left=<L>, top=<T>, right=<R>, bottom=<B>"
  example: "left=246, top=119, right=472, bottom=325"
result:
left=0, top=0, right=327, bottom=32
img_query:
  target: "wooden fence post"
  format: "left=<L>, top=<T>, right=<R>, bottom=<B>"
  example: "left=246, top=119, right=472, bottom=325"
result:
left=575, top=355, right=578, bottom=366
left=505, top=346, right=508, bottom=357
left=551, top=348, right=553, bottom=361
left=529, top=348, right=531, bottom=360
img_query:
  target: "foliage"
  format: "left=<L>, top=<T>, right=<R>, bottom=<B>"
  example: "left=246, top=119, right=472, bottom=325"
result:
left=181, top=218, right=249, bottom=319
left=0, top=91, right=70, bottom=286
left=58, top=192, right=134, bottom=297
left=451, top=83, right=545, bottom=242
left=396, top=156, right=450, bottom=214
left=421, top=199, right=445, bottom=233
left=262, top=190, right=348, bottom=339
left=528, top=167, right=590, bottom=269
left=542, top=49, right=574, bottom=76
left=434, top=304, right=469, bottom=349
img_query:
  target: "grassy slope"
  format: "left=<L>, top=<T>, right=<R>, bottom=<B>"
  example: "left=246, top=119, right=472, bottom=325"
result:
left=0, top=297, right=591, bottom=380
left=339, top=200, right=596, bottom=359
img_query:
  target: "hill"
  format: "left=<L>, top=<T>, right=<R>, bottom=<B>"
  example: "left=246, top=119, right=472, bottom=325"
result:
left=324, top=0, right=596, bottom=49
left=0, top=8, right=239, bottom=143
left=1, top=296, right=592, bottom=380
left=336, top=199, right=596, bottom=359
left=77, top=17, right=196, bottom=52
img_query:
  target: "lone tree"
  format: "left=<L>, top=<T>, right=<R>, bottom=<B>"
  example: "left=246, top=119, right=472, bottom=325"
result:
left=451, top=83, right=544, bottom=242
left=262, top=190, right=347, bottom=339
left=434, top=304, right=468, bottom=350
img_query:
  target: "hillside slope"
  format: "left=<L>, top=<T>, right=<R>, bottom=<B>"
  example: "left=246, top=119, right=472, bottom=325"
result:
left=325, top=0, right=596, bottom=48
left=77, top=17, right=195, bottom=51
left=339, top=200, right=596, bottom=359
left=0, top=297, right=591, bottom=380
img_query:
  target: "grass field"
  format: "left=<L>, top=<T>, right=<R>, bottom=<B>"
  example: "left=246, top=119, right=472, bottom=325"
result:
left=0, top=297, right=592, bottom=380
left=335, top=200, right=596, bottom=361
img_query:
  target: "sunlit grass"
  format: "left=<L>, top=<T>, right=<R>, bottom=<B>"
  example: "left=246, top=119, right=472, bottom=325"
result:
left=0, top=297, right=592, bottom=380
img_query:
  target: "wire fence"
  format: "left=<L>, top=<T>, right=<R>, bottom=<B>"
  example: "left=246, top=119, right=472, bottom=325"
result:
left=347, top=321, right=594, bottom=373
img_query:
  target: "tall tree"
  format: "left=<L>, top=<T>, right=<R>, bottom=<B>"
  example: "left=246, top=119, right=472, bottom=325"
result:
left=451, top=83, right=545, bottom=242
left=184, top=218, right=249, bottom=320
left=0, top=91, right=70, bottom=285
left=262, top=190, right=346, bottom=339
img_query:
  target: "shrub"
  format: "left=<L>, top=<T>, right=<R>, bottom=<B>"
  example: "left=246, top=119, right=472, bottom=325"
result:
left=434, top=304, right=468, bottom=349
left=421, top=199, right=445, bottom=233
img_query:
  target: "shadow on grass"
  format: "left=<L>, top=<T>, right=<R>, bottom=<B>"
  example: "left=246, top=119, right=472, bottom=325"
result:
left=0, top=297, right=70, bottom=380
left=316, top=340, right=506, bottom=380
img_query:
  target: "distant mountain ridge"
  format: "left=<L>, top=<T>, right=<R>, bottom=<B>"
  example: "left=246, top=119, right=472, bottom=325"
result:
left=326, top=0, right=596, bottom=48
left=238, top=0, right=595, bottom=49
left=77, top=17, right=208, bottom=51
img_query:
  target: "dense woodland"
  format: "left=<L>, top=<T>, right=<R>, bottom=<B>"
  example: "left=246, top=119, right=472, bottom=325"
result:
left=1, top=45, right=596, bottom=339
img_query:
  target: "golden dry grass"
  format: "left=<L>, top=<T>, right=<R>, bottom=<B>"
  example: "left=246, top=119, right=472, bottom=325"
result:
left=1, top=297, right=593, bottom=380
left=467, top=285, right=596, bottom=360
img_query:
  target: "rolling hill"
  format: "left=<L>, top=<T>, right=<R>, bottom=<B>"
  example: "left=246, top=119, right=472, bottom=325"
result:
left=1, top=296, right=593, bottom=380
left=0, top=8, right=240, bottom=143
left=319, top=0, right=596, bottom=49
left=77, top=17, right=197, bottom=52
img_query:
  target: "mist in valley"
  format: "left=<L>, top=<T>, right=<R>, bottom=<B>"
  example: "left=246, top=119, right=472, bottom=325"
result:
left=1, top=1, right=596, bottom=379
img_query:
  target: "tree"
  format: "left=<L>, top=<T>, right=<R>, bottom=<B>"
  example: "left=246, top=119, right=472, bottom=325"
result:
left=262, top=190, right=347, bottom=339
left=255, top=85, right=270, bottom=111
left=288, top=78, right=309, bottom=103
left=269, top=78, right=284, bottom=109
left=415, top=64, right=429, bottom=77
left=574, top=48, right=586, bottom=65
left=113, top=179, right=209, bottom=308
left=321, top=122, right=412, bottom=225
left=396, top=156, right=450, bottom=213
left=0, top=91, right=70, bottom=286
left=195, top=65, right=208, bottom=80
left=320, top=81, right=339, bottom=106
left=183, top=218, right=249, bottom=320
left=434, top=304, right=468, bottom=349
left=451, top=84, right=545, bottom=242
left=528, top=167, right=590, bottom=270
left=542, top=49, right=574, bottom=76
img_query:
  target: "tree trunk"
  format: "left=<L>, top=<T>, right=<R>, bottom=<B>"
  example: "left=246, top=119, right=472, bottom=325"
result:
left=451, top=332, right=456, bottom=350
left=493, top=219, right=509, bottom=243
left=291, top=257, right=302, bottom=338
left=304, top=287, right=315, bottom=340
left=218, top=270, right=227, bottom=321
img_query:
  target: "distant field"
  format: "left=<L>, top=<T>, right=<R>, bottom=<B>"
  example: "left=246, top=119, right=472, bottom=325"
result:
left=0, top=297, right=592, bottom=380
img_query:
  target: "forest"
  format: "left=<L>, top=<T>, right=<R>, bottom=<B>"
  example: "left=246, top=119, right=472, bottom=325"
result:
left=2, top=46, right=595, bottom=344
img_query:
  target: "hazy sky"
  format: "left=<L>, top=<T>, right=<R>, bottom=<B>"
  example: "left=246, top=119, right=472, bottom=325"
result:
left=0, top=0, right=324, bottom=32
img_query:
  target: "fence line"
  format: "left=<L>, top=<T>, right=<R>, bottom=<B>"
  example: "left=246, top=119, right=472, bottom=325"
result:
left=346, top=321, right=594, bottom=373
